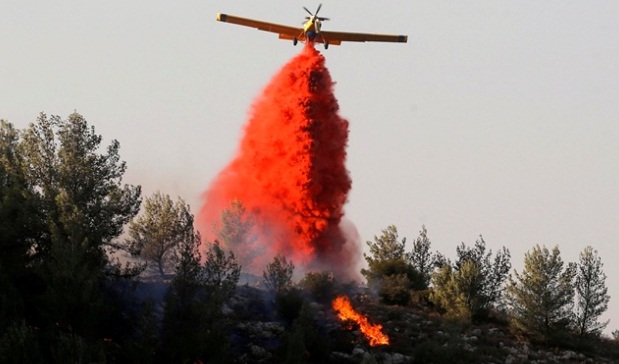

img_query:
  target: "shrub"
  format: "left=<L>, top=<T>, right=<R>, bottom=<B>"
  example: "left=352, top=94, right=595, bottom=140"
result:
left=380, top=273, right=412, bottom=305
left=299, top=271, right=335, bottom=302
left=263, top=253, right=294, bottom=293
left=276, top=288, right=305, bottom=325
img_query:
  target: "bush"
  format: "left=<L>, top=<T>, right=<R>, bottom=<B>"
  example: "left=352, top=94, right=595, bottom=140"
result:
left=299, top=271, right=335, bottom=302
left=279, top=303, right=330, bottom=364
left=276, top=288, right=305, bottom=325
left=0, top=320, right=43, bottom=364
left=431, top=237, right=511, bottom=322
left=380, top=273, right=412, bottom=305
left=263, top=253, right=294, bottom=293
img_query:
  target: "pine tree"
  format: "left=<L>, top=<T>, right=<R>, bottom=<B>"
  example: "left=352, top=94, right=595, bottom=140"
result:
left=216, top=199, right=261, bottom=272
left=361, top=225, right=415, bottom=305
left=161, top=240, right=239, bottom=363
left=1, top=112, right=142, bottom=361
left=202, top=241, right=241, bottom=308
left=574, top=246, right=610, bottom=337
left=263, top=252, right=295, bottom=293
left=430, top=236, right=510, bottom=321
left=127, top=192, right=196, bottom=276
left=507, top=244, right=576, bottom=343
left=409, top=225, right=436, bottom=290
left=21, top=113, right=141, bottom=332
left=431, top=264, right=461, bottom=320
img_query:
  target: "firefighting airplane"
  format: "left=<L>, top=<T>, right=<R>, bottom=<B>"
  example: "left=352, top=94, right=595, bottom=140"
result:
left=216, top=4, right=408, bottom=49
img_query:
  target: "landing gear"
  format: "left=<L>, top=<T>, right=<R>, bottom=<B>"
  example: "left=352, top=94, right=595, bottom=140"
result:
left=293, top=37, right=298, bottom=46
left=324, top=42, right=329, bottom=49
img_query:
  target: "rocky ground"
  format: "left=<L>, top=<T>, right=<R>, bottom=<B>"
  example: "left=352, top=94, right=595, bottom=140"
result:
left=132, top=274, right=618, bottom=363
left=223, top=284, right=619, bottom=364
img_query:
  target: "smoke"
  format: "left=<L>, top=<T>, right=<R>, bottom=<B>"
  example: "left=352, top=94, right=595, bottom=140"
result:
left=198, top=43, right=361, bottom=280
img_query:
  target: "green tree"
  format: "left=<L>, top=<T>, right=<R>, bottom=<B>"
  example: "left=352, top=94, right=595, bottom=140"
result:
left=161, top=240, right=239, bottom=363
left=0, top=120, right=42, bottom=278
left=431, top=236, right=510, bottom=321
left=127, top=192, right=195, bottom=276
left=263, top=252, right=295, bottom=293
left=574, top=246, right=610, bottom=338
left=0, top=121, right=44, bottom=335
left=431, top=264, right=471, bottom=321
left=161, top=232, right=208, bottom=362
left=16, top=112, right=142, bottom=356
left=455, top=237, right=511, bottom=315
left=20, top=113, right=141, bottom=262
left=299, top=271, right=335, bottom=302
left=361, top=225, right=416, bottom=304
left=409, top=225, right=436, bottom=290
left=216, top=199, right=261, bottom=271
left=363, top=225, right=407, bottom=270
left=202, top=241, right=242, bottom=307
left=0, top=320, right=44, bottom=363
left=280, top=302, right=330, bottom=364
left=506, top=244, right=576, bottom=343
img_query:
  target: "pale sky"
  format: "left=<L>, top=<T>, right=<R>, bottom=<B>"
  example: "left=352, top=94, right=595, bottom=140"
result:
left=2, top=1, right=618, bottom=334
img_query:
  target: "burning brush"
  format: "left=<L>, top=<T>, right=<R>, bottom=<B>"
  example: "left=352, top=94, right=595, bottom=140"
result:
left=332, top=295, right=389, bottom=347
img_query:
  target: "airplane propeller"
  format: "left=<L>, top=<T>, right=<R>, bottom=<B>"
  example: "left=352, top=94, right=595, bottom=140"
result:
left=303, top=4, right=330, bottom=21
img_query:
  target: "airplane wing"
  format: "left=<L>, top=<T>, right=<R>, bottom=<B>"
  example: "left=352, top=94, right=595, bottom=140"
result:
left=320, top=31, right=408, bottom=45
left=216, top=13, right=304, bottom=40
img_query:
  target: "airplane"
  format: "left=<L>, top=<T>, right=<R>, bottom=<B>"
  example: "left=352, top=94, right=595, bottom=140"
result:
left=216, top=4, right=407, bottom=49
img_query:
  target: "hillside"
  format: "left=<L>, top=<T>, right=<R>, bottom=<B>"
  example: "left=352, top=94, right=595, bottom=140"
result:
left=134, top=274, right=619, bottom=364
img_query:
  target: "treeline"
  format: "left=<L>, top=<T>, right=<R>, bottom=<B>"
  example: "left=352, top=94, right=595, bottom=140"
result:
left=361, top=225, right=613, bottom=346
left=1, top=113, right=146, bottom=362
left=1, top=113, right=616, bottom=362
left=0, top=113, right=336, bottom=363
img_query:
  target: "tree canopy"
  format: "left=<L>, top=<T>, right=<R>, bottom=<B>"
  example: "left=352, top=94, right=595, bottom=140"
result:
left=507, top=245, right=576, bottom=343
left=127, top=192, right=196, bottom=275
left=431, top=236, right=511, bottom=322
left=574, top=246, right=610, bottom=338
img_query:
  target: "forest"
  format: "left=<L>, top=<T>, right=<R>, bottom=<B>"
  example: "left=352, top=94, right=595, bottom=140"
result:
left=1, top=113, right=617, bottom=363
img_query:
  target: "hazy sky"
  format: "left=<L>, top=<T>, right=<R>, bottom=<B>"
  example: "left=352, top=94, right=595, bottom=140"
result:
left=2, top=1, right=618, bottom=333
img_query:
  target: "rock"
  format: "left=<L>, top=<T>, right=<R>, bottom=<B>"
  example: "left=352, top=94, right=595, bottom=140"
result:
left=504, top=346, right=519, bottom=356
left=362, top=352, right=375, bottom=363
left=331, top=352, right=352, bottom=361
left=560, top=350, right=578, bottom=360
left=222, top=303, right=234, bottom=315
left=262, top=321, right=284, bottom=334
left=471, top=328, right=482, bottom=337
left=250, top=345, right=267, bottom=358
left=376, top=352, right=392, bottom=364
left=392, top=353, right=406, bottom=364
left=352, top=347, right=365, bottom=357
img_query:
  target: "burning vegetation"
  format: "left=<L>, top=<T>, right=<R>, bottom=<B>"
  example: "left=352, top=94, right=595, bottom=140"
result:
left=332, top=295, right=390, bottom=347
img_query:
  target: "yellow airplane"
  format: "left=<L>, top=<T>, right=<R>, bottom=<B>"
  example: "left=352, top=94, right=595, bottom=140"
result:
left=216, top=4, right=408, bottom=49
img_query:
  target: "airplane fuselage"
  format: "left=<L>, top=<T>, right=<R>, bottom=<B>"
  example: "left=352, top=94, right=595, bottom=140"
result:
left=303, top=19, right=322, bottom=40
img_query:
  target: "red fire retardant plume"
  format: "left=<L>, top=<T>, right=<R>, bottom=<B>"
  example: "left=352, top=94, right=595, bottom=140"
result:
left=199, top=43, right=360, bottom=279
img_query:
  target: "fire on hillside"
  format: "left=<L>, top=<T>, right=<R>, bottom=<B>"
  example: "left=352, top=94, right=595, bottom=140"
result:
left=332, top=295, right=389, bottom=347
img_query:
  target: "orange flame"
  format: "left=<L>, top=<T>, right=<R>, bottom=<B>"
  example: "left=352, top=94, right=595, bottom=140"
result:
left=332, top=295, right=389, bottom=346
